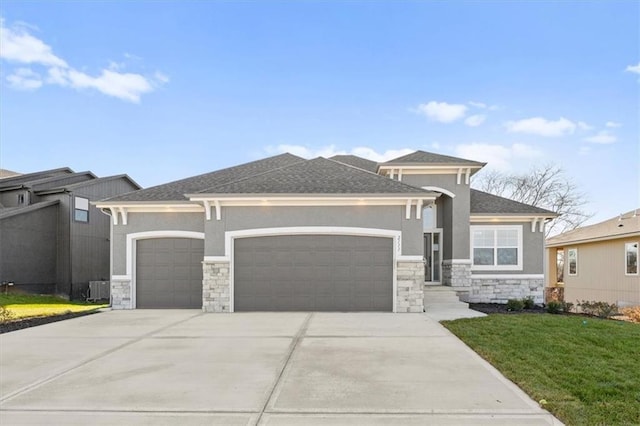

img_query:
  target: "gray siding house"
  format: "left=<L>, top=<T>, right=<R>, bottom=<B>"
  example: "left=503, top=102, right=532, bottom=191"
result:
left=0, top=168, right=140, bottom=298
left=97, top=151, right=556, bottom=312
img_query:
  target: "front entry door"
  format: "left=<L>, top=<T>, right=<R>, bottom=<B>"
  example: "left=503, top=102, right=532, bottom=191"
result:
left=424, top=232, right=441, bottom=282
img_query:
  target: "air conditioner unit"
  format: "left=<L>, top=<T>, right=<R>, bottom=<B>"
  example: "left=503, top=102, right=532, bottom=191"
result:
left=88, top=281, right=110, bottom=301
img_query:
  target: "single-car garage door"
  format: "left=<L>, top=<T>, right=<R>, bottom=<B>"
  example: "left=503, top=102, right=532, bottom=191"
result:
left=136, top=238, right=204, bottom=308
left=234, top=235, right=393, bottom=311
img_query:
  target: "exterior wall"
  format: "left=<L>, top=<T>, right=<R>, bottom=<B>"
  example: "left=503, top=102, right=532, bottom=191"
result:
left=470, top=221, right=545, bottom=275
left=402, top=174, right=471, bottom=260
left=0, top=189, right=30, bottom=208
left=552, top=237, right=640, bottom=306
left=202, top=260, right=231, bottom=312
left=0, top=204, right=58, bottom=293
left=204, top=205, right=422, bottom=256
left=465, top=276, right=545, bottom=304
left=442, top=260, right=471, bottom=288
left=396, top=260, right=424, bottom=312
left=111, top=212, right=204, bottom=275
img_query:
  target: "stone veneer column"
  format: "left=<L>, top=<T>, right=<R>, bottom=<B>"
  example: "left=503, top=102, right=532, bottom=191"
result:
left=442, top=260, right=471, bottom=290
left=396, top=260, right=424, bottom=313
left=202, top=260, right=231, bottom=312
left=110, top=278, right=132, bottom=309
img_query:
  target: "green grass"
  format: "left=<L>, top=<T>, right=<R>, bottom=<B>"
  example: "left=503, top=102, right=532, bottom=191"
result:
left=442, top=314, right=640, bottom=426
left=0, top=294, right=107, bottom=320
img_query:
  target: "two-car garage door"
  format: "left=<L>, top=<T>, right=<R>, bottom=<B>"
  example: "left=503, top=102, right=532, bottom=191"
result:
left=234, top=235, right=393, bottom=311
left=135, top=235, right=394, bottom=311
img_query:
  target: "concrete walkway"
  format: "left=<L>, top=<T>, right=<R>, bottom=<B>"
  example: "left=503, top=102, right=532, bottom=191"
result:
left=0, top=311, right=562, bottom=425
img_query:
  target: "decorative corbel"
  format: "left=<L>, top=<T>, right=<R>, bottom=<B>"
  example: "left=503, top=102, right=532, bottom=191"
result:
left=405, top=199, right=412, bottom=220
left=214, top=200, right=222, bottom=221
left=203, top=200, right=212, bottom=221
left=416, top=199, right=423, bottom=220
left=118, top=207, right=128, bottom=225
left=109, top=207, right=119, bottom=225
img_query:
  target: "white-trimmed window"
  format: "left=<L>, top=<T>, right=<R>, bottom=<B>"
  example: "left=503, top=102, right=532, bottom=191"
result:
left=626, top=242, right=638, bottom=275
left=423, top=204, right=437, bottom=230
left=471, top=225, right=522, bottom=270
left=567, top=248, right=578, bottom=276
left=74, top=196, right=89, bottom=223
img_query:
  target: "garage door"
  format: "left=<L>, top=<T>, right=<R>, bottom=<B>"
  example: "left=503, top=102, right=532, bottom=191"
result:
left=136, top=238, right=204, bottom=308
left=234, top=235, right=393, bottom=311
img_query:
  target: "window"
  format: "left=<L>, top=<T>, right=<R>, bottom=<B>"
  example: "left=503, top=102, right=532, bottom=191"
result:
left=626, top=242, right=638, bottom=275
left=556, top=248, right=565, bottom=283
left=567, top=248, right=578, bottom=276
left=74, top=196, right=89, bottom=222
left=471, top=226, right=522, bottom=270
left=423, top=204, right=437, bottom=230
left=18, top=193, right=25, bottom=204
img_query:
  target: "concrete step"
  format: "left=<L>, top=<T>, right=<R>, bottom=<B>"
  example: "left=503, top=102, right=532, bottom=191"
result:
left=424, top=301, right=469, bottom=309
left=423, top=285, right=471, bottom=311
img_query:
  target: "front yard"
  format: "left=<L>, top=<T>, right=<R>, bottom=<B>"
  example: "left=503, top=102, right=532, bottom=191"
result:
left=443, top=314, right=640, bottom=426
left=0, top=294, right=107, bottom=321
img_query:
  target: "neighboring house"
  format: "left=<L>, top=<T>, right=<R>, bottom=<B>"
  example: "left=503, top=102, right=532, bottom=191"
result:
left=0, top=168, right=140, bottom=298
left=546, top=210, right=640, bottom=307
left=96, top=151, right=556, bottom=312
left=0, top=169, right=21, bottom=179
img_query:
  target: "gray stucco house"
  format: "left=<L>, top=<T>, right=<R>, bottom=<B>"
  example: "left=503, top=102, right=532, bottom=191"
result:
left=96, top=151, right=556, bottom=312
left=0, top=168, right=140, bottom=298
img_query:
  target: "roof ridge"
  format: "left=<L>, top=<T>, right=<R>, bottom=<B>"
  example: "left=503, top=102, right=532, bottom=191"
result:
left=196, top=155, right=310, bottom=193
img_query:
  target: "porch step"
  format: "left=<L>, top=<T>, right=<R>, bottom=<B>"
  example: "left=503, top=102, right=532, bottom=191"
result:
left=423, top=285, right=470, bottom=310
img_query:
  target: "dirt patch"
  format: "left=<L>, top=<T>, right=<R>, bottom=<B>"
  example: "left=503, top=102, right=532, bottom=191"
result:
left=0, top=310, right=101, bottom=334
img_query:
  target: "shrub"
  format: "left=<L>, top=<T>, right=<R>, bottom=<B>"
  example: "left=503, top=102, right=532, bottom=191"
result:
left=621, top=306, right=640, bottom=323
left=507, top=298, right=525, bottom=312
left=0, top=305, right=14, bottom=323
left=522, top=296, right=536, bottom=310
left=546, top=300, right=563, bottom=314
left=562, top=301, right=574, bottom=313
left=577, top=300, right=619, bottom=318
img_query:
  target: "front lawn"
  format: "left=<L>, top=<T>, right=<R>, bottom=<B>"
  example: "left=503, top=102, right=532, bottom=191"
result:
left=0, top=294, right=107, bottom=320
left=443, top=314, right=640, bottom=426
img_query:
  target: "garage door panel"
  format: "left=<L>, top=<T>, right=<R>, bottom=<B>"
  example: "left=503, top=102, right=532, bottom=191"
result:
left=136, top=238, right=203, bottom=309
left=234, top=235, right=392, bottom=311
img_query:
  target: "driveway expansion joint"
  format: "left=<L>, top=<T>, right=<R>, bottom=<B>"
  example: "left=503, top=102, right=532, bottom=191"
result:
left=254, top=312, right=313, bottom=426
left=0, top=311, right=204, bottom=404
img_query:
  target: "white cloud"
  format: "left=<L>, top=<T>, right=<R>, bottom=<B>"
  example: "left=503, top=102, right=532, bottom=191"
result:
left=468, top=101, right=487, bottom=109
left=504, top=117, right=576, bottom=137
left=625, top=62, right=640, bottom=74
left=0, top=18, right=67, bottom=67
left=584, top=131, right=617, bottom=144
left=455, top=143, right=542, bottom=171
left=0, top=18, right=167, bottom=103
left=464, top=114, right=486, bottom=127
left=6, top=67, right=42, bottom=90
left=415, top=101, right=467, bottom=123
left=605, top=121, right=622, bottom=128
left=577, top=121, right=593, bottom=131
left=265, top=145, right=415, bottom=162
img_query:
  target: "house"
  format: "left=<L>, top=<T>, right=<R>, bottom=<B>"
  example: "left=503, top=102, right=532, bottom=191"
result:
left=96, top=151, right=556, bottom=312
left=546, top=210, right=640, bottom=307
left=0, top=168, right=140, bottom=298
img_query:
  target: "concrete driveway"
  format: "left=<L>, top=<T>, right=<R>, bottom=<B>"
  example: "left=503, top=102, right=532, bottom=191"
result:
left=0, top=311, right=561, bottom=425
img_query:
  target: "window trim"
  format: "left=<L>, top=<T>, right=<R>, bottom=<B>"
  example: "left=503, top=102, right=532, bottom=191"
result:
left=625, top=242, right=639, bottom=276
left=74, top=196, right=90, bottom=223
left=470, top=225, right=523, bottom=271
left=567, top=247, right=578, bottom=276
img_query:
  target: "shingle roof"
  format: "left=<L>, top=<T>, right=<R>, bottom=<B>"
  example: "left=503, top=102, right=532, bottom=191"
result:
left=197, top=157, right=432, bottom=195
left=105, top=153, right=304, bottom=202
left=0, top=169, right=21, bottom=179
left=0, top=167, right=73, bottom=189
left=382, top=150, right=485, bottom=166
left=546, top=209, right=640, bottom=246
left=470, top=189, right=557, bottom=216
left=329, top=155, right=379, bottom=173
left=35, top=174, right=141, bottom=195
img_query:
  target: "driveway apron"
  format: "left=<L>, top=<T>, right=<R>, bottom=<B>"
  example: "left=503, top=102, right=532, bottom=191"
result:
left=0, top=311, right=562, bottom=425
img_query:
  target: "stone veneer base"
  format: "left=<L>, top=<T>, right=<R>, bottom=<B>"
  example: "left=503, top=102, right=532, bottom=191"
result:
left=110, top=279, right=132, bottom=310
left=202, top=260, right=231, bottom=312
left=396, top=260, right=424, bottom=313
left=464, top=277, right=544, bottom=304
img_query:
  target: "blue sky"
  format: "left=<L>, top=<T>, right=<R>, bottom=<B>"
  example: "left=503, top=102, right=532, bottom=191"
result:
left=1, top=1, right=638, bottom=225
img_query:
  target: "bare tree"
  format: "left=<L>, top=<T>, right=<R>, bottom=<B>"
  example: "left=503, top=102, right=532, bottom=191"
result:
left=473, top=164, right=592, bottom=236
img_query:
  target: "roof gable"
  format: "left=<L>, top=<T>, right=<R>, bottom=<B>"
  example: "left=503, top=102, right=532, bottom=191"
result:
left=105, top=153, right=304, bottom=202
left=197, top=157, right=431, bottom=195
left=470, top=189, right=557, bottom=216
left=0, top=167, right=74, bottom=189
left=382, top=150, right=485, bottom=166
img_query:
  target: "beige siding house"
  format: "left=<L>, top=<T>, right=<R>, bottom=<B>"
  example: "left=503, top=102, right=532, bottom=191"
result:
left=546, top=209, right=640, bottom=307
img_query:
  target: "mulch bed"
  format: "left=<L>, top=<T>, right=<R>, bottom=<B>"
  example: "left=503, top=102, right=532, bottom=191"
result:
left=470, top=303, right=547, bottom=315
left=0, top=310, right=101, bottom=334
